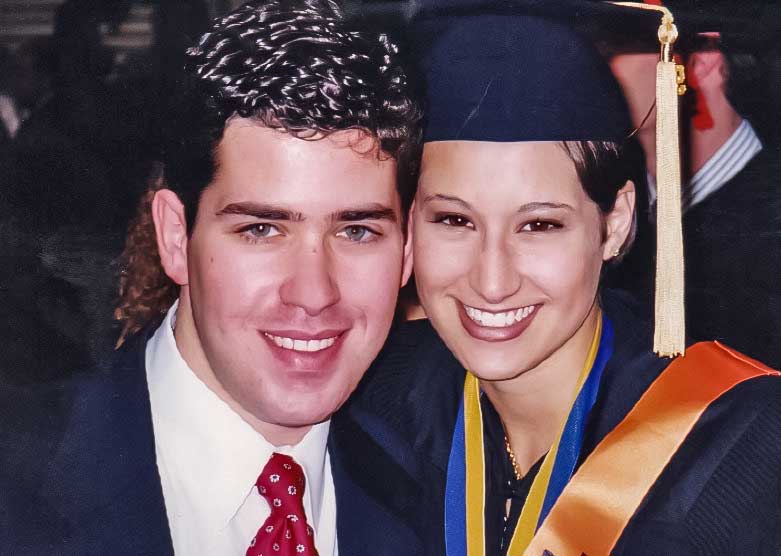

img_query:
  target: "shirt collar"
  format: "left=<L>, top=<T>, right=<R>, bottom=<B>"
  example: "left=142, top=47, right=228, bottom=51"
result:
left=685, top=119, right=763, bottom=209
left=646, top=119, right=762, bottom=211
left=146, top=300, right=331, bottom=532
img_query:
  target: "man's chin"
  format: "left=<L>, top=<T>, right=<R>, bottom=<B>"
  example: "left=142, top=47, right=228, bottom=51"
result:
left=264, top=394, right=348, bottom=429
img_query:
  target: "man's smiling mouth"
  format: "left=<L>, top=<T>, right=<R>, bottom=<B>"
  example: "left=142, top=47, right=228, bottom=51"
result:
left=263, top=333, right=339, bottom=352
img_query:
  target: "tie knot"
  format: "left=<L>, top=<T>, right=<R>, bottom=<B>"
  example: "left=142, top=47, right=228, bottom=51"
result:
left=256, top=452, right=306, bottom=513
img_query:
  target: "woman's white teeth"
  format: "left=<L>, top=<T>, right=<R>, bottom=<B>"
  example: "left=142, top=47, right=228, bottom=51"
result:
left=464, top=304, right=535, bottom=328
left=264, top=334, right=336, bottom=352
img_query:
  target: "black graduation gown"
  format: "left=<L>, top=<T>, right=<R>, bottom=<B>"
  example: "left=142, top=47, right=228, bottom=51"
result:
left=353, top=289, right=781, bottom=555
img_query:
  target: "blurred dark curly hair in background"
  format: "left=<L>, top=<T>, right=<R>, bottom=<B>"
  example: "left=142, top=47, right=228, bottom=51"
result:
left=115, top=0, right=422, bottom=343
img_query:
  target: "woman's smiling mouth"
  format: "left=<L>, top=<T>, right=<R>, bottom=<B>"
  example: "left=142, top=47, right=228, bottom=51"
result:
left=457, top=301, right=540, bottom=342
left=462, top=304, right=537, bottom=328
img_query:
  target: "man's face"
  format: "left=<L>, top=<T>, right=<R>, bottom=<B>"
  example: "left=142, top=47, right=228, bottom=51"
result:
left=172, top=121, right=409, bottom=436
left=609, top=52, right=659, bottom=137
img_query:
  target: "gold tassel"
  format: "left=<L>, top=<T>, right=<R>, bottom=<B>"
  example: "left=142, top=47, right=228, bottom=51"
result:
left=654, top=55, right=685, bottom=357
left=610, top=3, right=687, bottom=357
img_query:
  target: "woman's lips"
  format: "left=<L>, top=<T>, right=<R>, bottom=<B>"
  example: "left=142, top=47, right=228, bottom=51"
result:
left=457, top=302, right=540, bottom=342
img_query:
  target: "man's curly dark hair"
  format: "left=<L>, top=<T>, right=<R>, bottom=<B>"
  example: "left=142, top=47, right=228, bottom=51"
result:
left=167, top=0, right=421, bottom=230
left=116, top=0, right=422, bottom=342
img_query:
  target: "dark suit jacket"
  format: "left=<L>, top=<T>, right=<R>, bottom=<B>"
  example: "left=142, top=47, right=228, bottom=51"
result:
left=351, top=290, right=781, bottom=555
left=683, top=144, right=781, bottom=369
left=0, top=328, right=429, bottom=555
left=611, top=143, right=781, bottom=369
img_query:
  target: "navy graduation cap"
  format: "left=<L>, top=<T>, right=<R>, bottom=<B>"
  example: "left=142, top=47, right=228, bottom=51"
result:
left=419, top=10, right=632, bottom=143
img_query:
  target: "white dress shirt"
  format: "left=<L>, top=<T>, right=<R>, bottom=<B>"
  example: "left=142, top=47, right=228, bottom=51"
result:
left=145, top=302, right=339, bottom=555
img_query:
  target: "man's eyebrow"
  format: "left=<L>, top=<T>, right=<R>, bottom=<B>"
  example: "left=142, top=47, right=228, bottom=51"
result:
left=517, top=202, right=574, bottom=213
left=421, top=193, right=473, bottom=211
left=215, top=202, right=304, bottom=221
left=331, top=204, right=398, bottom=223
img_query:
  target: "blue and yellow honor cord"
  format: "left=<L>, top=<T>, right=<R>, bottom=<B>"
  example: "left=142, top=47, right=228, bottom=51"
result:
left=445, top=312, right=614, bottom=556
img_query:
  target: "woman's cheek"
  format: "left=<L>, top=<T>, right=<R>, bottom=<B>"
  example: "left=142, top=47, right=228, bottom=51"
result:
left=420, top=237, right=474, bottom=295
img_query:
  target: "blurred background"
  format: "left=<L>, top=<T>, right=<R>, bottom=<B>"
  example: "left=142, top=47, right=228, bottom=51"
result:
left=0, top=0, right=237, bottom=385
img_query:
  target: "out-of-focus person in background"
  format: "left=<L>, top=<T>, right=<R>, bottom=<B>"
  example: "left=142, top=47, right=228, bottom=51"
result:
left=604, top=0, right=781, bottom=368
left=0, top=37, right=57, bottom=153
left=0, top=0, right=211, bottom=385
left=0, top=46, right=21, bottom=148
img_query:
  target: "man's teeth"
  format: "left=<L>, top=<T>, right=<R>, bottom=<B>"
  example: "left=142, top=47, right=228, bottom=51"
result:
left=264, top=333, right=337, bottom=352
left=464, top=304, right=535, bottom=328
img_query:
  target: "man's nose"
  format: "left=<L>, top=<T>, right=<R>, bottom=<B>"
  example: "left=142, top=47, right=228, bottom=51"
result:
left=468, top=237, right=522, bottom=305
left=279, top=242, right=341, bottom=316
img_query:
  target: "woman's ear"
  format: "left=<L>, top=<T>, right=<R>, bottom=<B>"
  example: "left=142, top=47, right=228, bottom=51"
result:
left=603, top=180, right=636, bottom=261
left=152, top=189, right=190, bottom=285
left=400, top=200, right=415, bottom=287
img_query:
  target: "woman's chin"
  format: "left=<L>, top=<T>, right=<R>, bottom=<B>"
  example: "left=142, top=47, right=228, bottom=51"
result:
left=451, top=347, right=530, bottom=382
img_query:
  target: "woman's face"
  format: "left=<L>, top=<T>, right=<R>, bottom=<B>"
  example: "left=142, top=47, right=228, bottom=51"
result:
left=411, top=141, right=633, bottom=381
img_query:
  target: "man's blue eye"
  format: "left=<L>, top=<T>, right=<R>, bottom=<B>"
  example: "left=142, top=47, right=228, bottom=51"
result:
left=338, top=225, right=377, bottom=242
left=242, top=224, right=281, bottom=239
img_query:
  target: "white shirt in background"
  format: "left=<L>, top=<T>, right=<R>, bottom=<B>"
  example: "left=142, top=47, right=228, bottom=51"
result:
left=647, top=118, right=763, bottom=212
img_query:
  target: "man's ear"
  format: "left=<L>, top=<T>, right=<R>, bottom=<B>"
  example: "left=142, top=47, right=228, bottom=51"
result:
left=152, top=189, right=190, bottom=286
left=687, top=49, right=725, bottom=91
left=603, top=180, right=636, bottom=261
left=400, top=201, right=415, bottom=287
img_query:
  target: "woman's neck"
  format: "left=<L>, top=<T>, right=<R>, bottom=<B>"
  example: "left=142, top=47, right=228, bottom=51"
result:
left=480, top=301, right=600, bottom=476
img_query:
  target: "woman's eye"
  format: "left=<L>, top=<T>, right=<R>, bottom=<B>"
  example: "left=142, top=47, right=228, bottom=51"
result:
left=336, top=225, right=378, bottom=243
left=240, top=223, right=282, bottom=240
left=520, top=220, right=561, bottom=232
left=434, top=214, right=475, bottom=229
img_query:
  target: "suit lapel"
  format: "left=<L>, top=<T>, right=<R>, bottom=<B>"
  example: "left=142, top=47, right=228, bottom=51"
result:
left=44, top=330, right=174, bottom=555
left=330, top=404, right=443, bottom=556
left=328, top=319, right=467, bottom=556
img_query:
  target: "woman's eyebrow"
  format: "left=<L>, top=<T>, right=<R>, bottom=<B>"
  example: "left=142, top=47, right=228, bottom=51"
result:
left=422, top=196, right=573, bottom=214
left=421, top=193, right=473, bottom=210
left=517, top=202, right=574, bottom=213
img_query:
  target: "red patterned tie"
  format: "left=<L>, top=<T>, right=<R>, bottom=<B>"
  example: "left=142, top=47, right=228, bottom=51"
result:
left=246, top=453, right=319, bottom=556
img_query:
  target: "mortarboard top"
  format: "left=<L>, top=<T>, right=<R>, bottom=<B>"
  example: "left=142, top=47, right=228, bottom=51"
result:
left=414, top=0, right=690, bottom=356
left=591, top=0, right=779, bottom=55
left=411, top=0, right=777, bottom=51
left=418, top=9, right=633, bottom=143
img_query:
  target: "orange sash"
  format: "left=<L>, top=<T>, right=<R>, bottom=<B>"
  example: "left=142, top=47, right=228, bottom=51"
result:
left=525, top=341, right=780, bottom=556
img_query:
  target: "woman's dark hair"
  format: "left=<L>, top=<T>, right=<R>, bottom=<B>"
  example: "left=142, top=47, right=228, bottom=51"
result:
left=115, top=0, right=422, bottom=342
left=561, top=139, right=646, bottom=257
